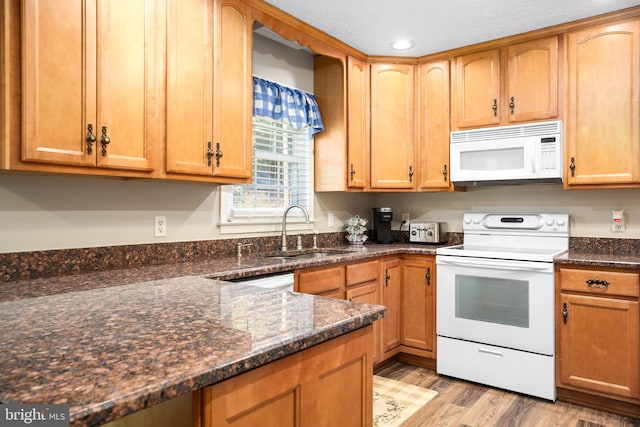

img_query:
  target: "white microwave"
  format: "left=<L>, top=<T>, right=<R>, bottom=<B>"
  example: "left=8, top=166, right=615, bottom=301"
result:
left=450, top=120, right=563, bottom=186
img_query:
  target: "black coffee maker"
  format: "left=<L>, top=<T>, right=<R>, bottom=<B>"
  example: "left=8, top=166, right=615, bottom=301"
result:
left=371, top=207, right=393, bottom=244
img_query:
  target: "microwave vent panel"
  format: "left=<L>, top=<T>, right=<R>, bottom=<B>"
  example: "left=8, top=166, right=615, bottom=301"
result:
left=451, top=121, right=562, bottom=144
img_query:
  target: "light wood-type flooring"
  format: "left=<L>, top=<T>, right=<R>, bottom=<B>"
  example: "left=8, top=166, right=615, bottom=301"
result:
left=376, top=362, right=640, bottom=427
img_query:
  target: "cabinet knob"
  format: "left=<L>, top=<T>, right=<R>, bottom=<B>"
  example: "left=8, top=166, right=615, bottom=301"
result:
left=569, top=157, right=576, bottom=177
left=207, top=142, right=214, bottom=166
left=442, top=164, right=448, bottom=182
left=408, top=166, right=414, bottom=183
left=350, top=163, right=356, bottom=181
left=426, top=267, right=431, bottom=286
left=385, top=269, right=390, bottom=287
left=215, top=142, right=223, bottom=167
left=562, top=302, right=568, bottom=324
left=492, top=99, right=498, bottom=117
left=100, top=126, right=110, bottom=157
left=509, top=96, right=515, bottom=115
left=86, top=124, right=97, bottom=155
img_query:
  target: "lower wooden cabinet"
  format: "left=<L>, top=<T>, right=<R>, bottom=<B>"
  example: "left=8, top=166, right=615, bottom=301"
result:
left=381, top=258, right=402, bottom=356
left=296, top=255, right=438, bottom=366
left=198, top=325, right=373, bottom=427
left=557, top=265, right=640, bottom=416
left=400, top=256, right=436, bottom=358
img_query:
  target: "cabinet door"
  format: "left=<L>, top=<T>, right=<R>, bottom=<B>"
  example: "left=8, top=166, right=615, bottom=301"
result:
left=212, top=0, right=252, bottom=179
left=559, top=294, right=640, bottom=399
left=453, top=49, right=500, bottom=128
left=22, top=0, right=96, bottom=166
left=381, top=259, right=401, bottom=353
left=417, top=60, right=451, bottom=190
left=370, top=64, right=415, bottom=190
left=96, top=0, right=154, bottom=171
left=346, top=282, right=379, bottom=362
left=506, top=36, right=558, bottom=123
left=23, top=0, right=154, bottom=171
left=166, top=0, right=215, bottom=175
left=401, top=257, right=435, bottom=353
left=347, top=56, right=369, bottom=189
left=566, top=20, right=640, bottom=186
left=296, top=266, right=345, bottom=297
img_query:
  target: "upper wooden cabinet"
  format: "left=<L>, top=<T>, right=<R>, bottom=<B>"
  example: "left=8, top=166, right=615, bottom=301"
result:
left=166, top=0, right=252, bottom=182
left=565, top=19, right=640, bottom=188
left=346, top=56, right=370, bottom=189
left=20, top=0, right=158, bottom=173
left=452, top=36, right=558, bottom=129
left=370, top=63, right=416, bottom=190
left=416, top=59, right=452, bottom=191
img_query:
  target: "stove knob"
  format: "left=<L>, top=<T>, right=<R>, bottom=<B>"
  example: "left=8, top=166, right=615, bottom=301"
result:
left=427, top=229, right=434, bottom=237
left=557, top=218, right=566, bottom=226
left=411, top=229, right=417, bottom=236
left=472, top=217, right=480, bottom=224
left=545, top=218, right=555, bottom=226
left=463, top=217, right=472, bottom=224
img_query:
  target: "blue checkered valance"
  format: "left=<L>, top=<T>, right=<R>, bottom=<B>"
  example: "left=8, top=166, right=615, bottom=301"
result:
left=252, top=76, right=325, bottom=135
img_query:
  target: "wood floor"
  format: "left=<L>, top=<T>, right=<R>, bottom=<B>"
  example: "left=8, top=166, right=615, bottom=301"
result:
left=376, top=362, right=640, bottom=427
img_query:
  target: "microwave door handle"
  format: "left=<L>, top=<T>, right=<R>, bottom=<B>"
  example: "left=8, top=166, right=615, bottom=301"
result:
left=437, top=256, right=552, bottom=272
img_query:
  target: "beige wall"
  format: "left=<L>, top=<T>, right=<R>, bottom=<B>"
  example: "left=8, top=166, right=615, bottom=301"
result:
left=373, top=184, right=640, bottom=238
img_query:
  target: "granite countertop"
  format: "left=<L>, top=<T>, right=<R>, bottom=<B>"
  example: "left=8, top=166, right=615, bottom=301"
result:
left=0, top=275, right=385, bottom=426
left=555, top=250, right=640, bottom=269
left=0, top=243, right=446, bottom=303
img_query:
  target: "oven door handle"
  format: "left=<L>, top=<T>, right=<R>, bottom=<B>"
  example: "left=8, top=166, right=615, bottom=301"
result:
left=437, top=256, right=553, bottom=272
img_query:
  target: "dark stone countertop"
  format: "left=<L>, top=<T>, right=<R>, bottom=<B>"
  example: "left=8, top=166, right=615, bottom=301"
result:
left=555, top=250, right=640, bottom=269
left=0, top=243, right=447, bottom=303
left=0, top=276, right=385, bottom=426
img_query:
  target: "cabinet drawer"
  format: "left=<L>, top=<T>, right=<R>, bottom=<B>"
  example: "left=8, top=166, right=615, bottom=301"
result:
left=559, top=268, right=640, bottom=297
left=296, top=266, right=345, bottom=295
left=346, top=260, right=378, bottom=287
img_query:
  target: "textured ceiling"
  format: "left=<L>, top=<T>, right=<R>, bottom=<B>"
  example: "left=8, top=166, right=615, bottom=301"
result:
left=262, top=0, right=640, bottom=56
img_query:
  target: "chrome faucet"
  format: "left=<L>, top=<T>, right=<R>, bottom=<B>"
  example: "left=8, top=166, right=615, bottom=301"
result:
left=281, top=205, right=310, bottom=251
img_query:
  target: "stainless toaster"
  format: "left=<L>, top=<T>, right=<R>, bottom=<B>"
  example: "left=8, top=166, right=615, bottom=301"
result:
left=409, top=222, right=448, bottom=244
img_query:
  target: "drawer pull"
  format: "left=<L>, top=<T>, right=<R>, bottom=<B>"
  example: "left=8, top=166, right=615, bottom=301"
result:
left=586, top=279, right=610, bottom=289
left=478, top=348, right=503, bottom=359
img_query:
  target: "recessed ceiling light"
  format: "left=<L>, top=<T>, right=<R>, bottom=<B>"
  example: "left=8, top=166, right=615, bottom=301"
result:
left=390, top=40, right=415, bottom=50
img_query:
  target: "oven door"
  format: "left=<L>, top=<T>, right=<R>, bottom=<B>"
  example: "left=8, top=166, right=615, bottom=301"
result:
left=436, top=254, right=554, bottom=355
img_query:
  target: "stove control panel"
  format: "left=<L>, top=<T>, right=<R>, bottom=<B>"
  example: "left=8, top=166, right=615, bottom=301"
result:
left=462, top=213, right=568, bottom=234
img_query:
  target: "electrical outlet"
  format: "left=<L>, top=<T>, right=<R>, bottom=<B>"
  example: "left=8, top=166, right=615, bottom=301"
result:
left=154, top=216, right=167, bottom=237
left=328, top=212, right=335, bottom=227
left=402, top=212, right=410, bottom=222
left=611, top=210, right=626, bottom=232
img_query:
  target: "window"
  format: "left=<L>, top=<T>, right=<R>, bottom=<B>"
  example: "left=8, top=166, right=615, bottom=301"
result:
left=219, top=116, right=314, bottom=233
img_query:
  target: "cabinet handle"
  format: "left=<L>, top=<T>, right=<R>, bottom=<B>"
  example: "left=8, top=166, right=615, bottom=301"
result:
left=492, top=99, right=498, bottom=117
left=426, top=267, right=431, bottom=286
left=100, top=126, right=110, bottom=157
left=569, top=157, right=576, bottom=177
left=408, top=166, right=414, bottom=182
left=509, top=96, right=515, bottom=115
left=442, top=164, right=448, bottom=182
left=586, top=279, right=610, bottom=289
left=207, top=142, right=214, bottom=166
left=385, top=269, right=390, bottom=287
left=86, top=123, right=97, bottom=155
left=215, top=142, right=223, bottom=167
left=562, top=302, right=568, bottom=324
left=350, top=163, right=356, bottom=181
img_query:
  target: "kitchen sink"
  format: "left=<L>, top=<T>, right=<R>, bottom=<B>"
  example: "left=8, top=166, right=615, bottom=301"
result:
left=264, top=248, right=353, bottom=259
